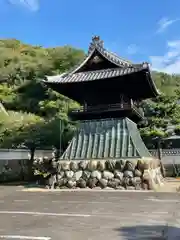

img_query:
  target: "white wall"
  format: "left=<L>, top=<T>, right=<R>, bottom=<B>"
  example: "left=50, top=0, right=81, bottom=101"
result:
left=0, top=149, right=52, bottom=160
left=0, top=148, right=179, bottom=163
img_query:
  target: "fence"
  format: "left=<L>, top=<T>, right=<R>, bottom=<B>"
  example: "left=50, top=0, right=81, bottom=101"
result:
left=150, top=149, right=180, bottom=177
left=0, top=148, right=180, bottom=182
left=0, top=149, right=52, bottom=161
left=0, top=149, right=52, bottom=183
left=0, top=148, right=179, bottom=162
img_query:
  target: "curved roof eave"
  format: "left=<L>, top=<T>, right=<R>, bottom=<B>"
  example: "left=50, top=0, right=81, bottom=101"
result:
left=44, top=72, right=68, bottom=82
left=53, top=43, right=135, bottom=78
left=94, top=44, right=133, bottom=68
left=44, top=49, right=96, bottom=82
left=146, top=66, right=160, bottom=97
left=70, top=48, right=96, bottom=74
left=68, top=45, right=132, bottom=75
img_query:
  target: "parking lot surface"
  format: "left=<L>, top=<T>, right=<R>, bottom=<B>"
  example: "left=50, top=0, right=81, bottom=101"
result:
left=0, top=186, right=179, bottom=239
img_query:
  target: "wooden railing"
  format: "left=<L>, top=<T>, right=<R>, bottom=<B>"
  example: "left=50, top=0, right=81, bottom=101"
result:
left=71, top=102, right=144, bottom=117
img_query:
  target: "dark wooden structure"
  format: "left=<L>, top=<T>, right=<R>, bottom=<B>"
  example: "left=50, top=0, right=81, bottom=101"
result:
left=44, top=36, right=159, bottom=160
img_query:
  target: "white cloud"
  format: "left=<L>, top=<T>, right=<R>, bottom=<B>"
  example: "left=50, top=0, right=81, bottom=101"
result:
left=156, top=17, right=179, bottom=33
left=150, top=40, right=180, bottom=74
left=127, top=44, right=138, bottom=55
left=8, top=0, right=39, bottom=11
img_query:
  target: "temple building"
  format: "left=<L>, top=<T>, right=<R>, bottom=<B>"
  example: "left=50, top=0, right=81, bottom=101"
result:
left=44, top=36, right=159, bottom=160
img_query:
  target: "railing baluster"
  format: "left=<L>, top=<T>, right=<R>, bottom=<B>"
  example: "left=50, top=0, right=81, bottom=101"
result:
left=71, top=101, right=144, bottom=118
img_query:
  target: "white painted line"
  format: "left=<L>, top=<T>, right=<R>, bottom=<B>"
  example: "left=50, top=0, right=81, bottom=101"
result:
left=146, top=198, right=178, bottom=203
left=0, top=236, right=51, bottom=240
left=153, top=211, right=169, bottom=214
left=51, top=200, right=129, bottom=204
left=14, top=200, right=29, bottom=202
left=0, top=211, right=91, bottom=218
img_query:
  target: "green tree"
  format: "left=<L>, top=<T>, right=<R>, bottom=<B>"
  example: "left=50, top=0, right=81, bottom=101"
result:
left=139, top=94, right=180, bottom=148
left=2, top=37, right=180, bottom=154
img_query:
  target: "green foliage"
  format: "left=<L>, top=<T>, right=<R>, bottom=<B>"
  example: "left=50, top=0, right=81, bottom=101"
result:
left=139, top=93, right=180, bottom=147
left=0, top=111, right=44, bottom=149
left=152, top=72, right=180, bottom=96
left=0, top=39, right=84, bottom=152
left=174, top=125, right=180, bottom=135
left=0, top=39, right=84, bottom=115
left=1, top=38, right=180, bottom=152
left=0, top=110, right=76, bottom=152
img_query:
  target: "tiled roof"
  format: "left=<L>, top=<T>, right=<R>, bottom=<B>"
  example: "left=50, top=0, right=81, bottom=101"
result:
left=88, top=35, right=133, bottom=67
left=46, top=64, right=148, bottom=84
left=60, top=118, right=151, bottom=160
left=45, top=36, right=148, bottom=81
left=44, top=36, right=159, bottom=98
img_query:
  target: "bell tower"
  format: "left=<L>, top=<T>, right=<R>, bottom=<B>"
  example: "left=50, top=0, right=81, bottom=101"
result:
left=44, top=36, right=159, bottom=160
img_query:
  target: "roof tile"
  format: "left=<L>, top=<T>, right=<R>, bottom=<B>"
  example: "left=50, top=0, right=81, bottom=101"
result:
left=46, top=66, right=147, bottom=84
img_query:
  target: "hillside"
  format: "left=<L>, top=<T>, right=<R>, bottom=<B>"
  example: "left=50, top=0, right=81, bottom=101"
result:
left=151, top=71, right=180, bottom=96
left=0, top=39, right=85, bottom=116
left=0, top=39, right=179, bottom=109
left=0, top=39, right=180, bottom=151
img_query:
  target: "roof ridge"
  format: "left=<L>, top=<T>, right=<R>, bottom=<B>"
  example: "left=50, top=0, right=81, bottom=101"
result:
left=88, top=36, right=148, bottom=68
left=46, top=36, right=149, bottom=80
left=104, top=48, right=132, bottom=65
left=74, top=66, right=142, bottom=75
left=94, top=43, right=133, bottom=67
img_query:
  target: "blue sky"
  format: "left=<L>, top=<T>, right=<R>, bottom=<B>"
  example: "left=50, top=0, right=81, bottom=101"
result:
left=1, top=0, right=180, bottom=74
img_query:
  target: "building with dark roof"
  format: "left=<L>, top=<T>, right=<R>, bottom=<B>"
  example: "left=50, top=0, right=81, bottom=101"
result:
left=44, top=36, right=159, bottom=160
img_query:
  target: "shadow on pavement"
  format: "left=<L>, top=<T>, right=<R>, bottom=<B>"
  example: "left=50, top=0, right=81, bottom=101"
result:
left=115, top=224, right=180, bottom=239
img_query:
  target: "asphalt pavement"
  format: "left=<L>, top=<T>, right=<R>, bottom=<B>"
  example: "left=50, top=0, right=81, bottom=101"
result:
left=0, top=186, right=179, bottom=239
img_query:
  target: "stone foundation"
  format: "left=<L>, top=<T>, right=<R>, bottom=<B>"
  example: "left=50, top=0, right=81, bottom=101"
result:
left=46, top=158, right=164, bottom=190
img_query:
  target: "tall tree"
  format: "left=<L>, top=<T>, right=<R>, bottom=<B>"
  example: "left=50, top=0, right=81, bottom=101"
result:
left=139, top=94, right=180, bottom=148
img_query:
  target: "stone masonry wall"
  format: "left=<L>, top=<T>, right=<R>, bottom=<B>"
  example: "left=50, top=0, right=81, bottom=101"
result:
left=48, top=158, right=163, bottom=190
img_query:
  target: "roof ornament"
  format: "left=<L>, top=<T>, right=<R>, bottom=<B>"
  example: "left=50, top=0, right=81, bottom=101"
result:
left=92, top=36, right=104, bottom=46
left=88, top=35, right=104, bottom=55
